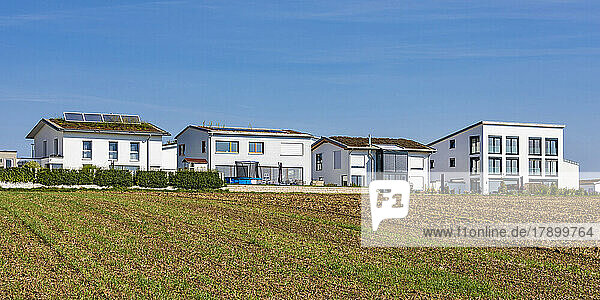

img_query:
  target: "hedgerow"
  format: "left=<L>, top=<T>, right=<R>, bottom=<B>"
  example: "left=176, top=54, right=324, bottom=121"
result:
left=0, top=168, right=35, bottom=183
left=134, top=171, right=169, bottom=188
left=94, top=170, right=134, bottom=187
left=169, top=171, right=223, bottom=190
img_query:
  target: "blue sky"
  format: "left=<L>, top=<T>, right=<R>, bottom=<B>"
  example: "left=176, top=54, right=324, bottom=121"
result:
left=1, top=1, right=599, bottom=171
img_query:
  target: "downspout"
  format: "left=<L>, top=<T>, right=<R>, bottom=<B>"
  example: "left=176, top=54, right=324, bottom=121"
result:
left=146, top=134, right=151, bottom=171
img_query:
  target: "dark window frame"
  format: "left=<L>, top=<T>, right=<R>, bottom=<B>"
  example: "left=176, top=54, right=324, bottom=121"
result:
left=488, top=136, right=502, bottom=154
left=315, top=153, right=323, bottom=171
left=449, top=139, right=456, bottom=149
left=545, top=159, right=559, bottom=177
left=529, top=158, right=542, bottom=176
left=470, top=157, right=480, bottom=175
left=470, top=136, right=481, bottom=155
left=506, top=157, right=519, bottom=175
left=449, top=157, right=456, bottom=168
left=506, top=136, right=519, bottom=155
left=488, top=157, right=502, bottom=175
left=545, top=138, right=558, bottom=156
left=529, top=137, right=542, bottom=156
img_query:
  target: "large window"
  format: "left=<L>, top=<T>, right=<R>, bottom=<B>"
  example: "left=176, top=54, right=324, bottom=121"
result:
left=215, top=141, right=239, bottom=153
left=82, top=141, right=92, bottom=159
left=315, top=153, right=323, bottom=171
left=489, top=157, right=501, bottom=175
left=529, top=138, right=542, bottom=155
left=470, top=136, right=480, bottom=154
left=333, top=151, right=341, bottom=169
left=351, top=175, right=364, bottom=187
left=130, top=142, right=140, bottom=161
left=545, top=138, right=558, bottom=156
left=109, top=142, right=118, bottom=160
left=470, top=157, right=480, bottom=174
left=506, top=158, right=519, bottom=175
left=529, top=159, right=542, bottom=175
left=488, top=136, right=502, bottom=154
left=545, top=159, right=558, bottom=176
left=249, top=142, right=264, bottom=154
left=506, top=136, right=519, bottom=155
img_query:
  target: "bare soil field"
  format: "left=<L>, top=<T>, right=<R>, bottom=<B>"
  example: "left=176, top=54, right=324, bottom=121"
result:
left=0, top=190, right=599, bottom=298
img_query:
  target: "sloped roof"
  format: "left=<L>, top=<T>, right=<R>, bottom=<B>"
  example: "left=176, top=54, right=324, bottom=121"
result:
left=26, top=118, right=170, bottom=138
left=313, top=136, right=434, bottom=152
left=176, top=125, right=313, bottom=139
left=580, top=179, right=600, bottom=185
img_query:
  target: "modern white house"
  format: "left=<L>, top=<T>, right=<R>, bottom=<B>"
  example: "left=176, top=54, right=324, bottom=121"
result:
left=175, top=125, right=314, bottom=184
left=580, top=179, right=600, bottom=194
left=428, top=121, right=580, bottom=194
left=0, top=150, right=17, bottom=168
left=25, top=112, right=170, bottom=170
left=311, top=136, right=435, bottom=190
left=161, top=141, right=177, bottom=172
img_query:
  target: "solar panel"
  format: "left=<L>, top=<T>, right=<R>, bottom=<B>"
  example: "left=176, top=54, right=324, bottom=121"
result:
left=102, top=114, right=122, bottom=122
left=64, top=112, right=84, bottom=121
left=121, top=115, right=141, bottom=123
left=83, top=113, right=103, bottom=122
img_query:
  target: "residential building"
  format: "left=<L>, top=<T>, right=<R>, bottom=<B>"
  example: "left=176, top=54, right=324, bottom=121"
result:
left=25, top=112, right=170, bottom=170
left=580, top=179, right=600, bottom=194
left=428, top=121, right=580, bottom=194
left=161, top=141, right=177, bottom=172
left=0, top=150, right=17, bottom=168
left=175, top=125, right=313, bottom=184
left=311, top=136, right=435, bottom=190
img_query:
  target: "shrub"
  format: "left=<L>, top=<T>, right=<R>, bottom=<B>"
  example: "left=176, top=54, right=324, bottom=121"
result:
left=23, top=161, right=41, bottom=169
left=0, top=167, right=35, bottom=183
left=94, top=169, right=133, bottom=187
left=34, top=169, right=96, bottom=186
left=134, top=171, right=169, bottom=188
left=169, top=171, right=223, bottom=190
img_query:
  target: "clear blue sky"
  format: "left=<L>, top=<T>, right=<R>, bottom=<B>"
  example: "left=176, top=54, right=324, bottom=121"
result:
left=1, top=1, right=599, bottom=171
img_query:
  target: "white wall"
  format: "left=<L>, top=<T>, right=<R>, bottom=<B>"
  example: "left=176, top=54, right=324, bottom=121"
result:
left=560, top=160, right=580, bottom=189
left=161, top=144, right=177, bottom=171
left=311, top=143, right=350, bottom=186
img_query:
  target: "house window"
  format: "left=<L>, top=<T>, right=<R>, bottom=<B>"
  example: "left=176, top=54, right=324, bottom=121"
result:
left=470, top=136, right=480, bottom=154
left=430, top=160, right=434, bottom=169
left=43, top=140, right=48, bottom=157
left=215, top=141, right=239, bottom=153
left=488, top=136, right=502, bottom=154
left=529, top=159, right=542, bottom=175
left=130, top=142, right=140, bottom=161
left=489, top=157, right=501, bottom=175
left=351, top=175, right=364, bottom=187
left=449, top=158, right=456, bottom=168
left=449, top=139, right=456, bottom=149
left=470, top=157, right=480, bottom=174
left=333, top=151, right=341, bottom=169
left=5, top=159, right=12, bottom=168
left=109, top=142, right=118, bottom=160
left=506, top=158, right=519, bottom=175
left=315, top=153, right=323, bottom=171
left=545, top=159, right=558, bottom=176
left=202, top=141, right=206, bottom=153
left=529, top=138, right=542, bottom=155
left=82, top=141, right=92, bottom=159
left=506, top=136, right=519, bottom=155
left=54, top=138, right=59, bottom=155
left=341, top=175, right=348, bottom=186
left=178, top=144, right=185, bottom=156
left=249, top=142, right=264, bottom=154
left=545, top=138, right=558, bottom=156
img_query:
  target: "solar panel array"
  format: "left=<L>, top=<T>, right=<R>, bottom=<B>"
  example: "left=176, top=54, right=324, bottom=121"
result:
left=63, top=112, right=141, bottom=123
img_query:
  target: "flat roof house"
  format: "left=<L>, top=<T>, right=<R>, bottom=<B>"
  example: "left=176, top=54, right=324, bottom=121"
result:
left=311, top=136, right=435, bottom=190
left=0, top=150, right=17, bottom=168
left=26, top=112, right=170, bottom=170
left=428, top=121, right=580, bottom=194
left=175, top=125, right=314, bottom=185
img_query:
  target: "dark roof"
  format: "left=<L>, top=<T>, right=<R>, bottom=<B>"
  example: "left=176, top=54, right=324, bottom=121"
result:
left=175, top=125, right=313, bottom=139
left=313, top=136, right=434, bottom=151
left=26, top=118, right=170, bottom=138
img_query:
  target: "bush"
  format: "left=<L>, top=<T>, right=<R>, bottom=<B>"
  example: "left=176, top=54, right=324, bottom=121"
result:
left=169, top=171, right=223, bottom=190
left=94, top=169, right=133, bottom=187
left=0, top=167, right=35, bottom=183
left=134, top=171, right=169, bottom=188
left=22, top=161, right=41, bottom=169
left=34, top=169, right=96, bottom=186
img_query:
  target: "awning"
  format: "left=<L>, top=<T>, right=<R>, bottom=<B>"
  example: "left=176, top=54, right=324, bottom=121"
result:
left=183, top=158, right=208, bottom=164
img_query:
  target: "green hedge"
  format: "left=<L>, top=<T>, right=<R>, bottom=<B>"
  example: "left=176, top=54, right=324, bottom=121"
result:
left=34, top=169, right=96, bottom=186
left=169, top=171, right=223, bottom=190
left=94, top=169, right=133, bottom=187
left=0, top=168, right=35, bottom=183
left=134, top=171, right=168, bottom=188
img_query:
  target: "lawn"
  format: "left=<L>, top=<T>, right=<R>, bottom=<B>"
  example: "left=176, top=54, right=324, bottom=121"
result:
left=0, top=190, right=598, bottom=298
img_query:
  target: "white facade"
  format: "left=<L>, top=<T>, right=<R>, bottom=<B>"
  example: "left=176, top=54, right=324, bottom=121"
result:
left=26, top=119, right=169, bottom=170
left=161, top=143, right=177, bottom=172
left=0, top=151, right=17, bottom=168
left=311, top=137, right=433, bottom=190
left=176, top=126, right=313, bottom=184
left=580, top=179, right=600, bottom=194
left=428, top=121, right=580, bottom=194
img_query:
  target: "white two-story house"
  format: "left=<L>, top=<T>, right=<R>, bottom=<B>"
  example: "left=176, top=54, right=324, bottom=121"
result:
left=311, top=136, right=435, bottom=190
left=428, top=121, right=580, bottom=194
left=25, top=112, right=170, bottom=170
left=175, top=125, right=314, bottom=184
